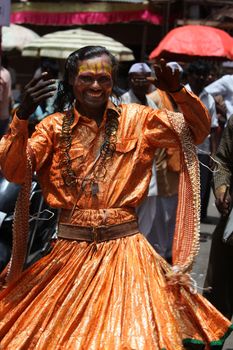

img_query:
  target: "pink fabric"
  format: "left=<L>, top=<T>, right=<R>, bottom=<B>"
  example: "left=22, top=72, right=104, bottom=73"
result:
left=0, top=67, right=12, bottom=121
left=11, top=10, right=162, bottom=26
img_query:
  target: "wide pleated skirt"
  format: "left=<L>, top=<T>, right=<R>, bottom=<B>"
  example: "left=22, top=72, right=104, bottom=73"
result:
left=0, top=233, right=232, bottom=350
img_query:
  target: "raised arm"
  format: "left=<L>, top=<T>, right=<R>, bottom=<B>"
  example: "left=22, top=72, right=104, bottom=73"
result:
left=148, top=59, right=210, bottom=145
left=0, top=73, right=57, bottom=184
left=143, top=61, right=210, bottom=271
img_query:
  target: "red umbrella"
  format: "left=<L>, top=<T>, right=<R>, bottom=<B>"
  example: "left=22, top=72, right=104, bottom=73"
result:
left=149, top=25, right=233, bottom=61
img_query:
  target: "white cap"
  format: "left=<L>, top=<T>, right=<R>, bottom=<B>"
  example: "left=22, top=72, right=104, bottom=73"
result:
left=166, top=61, right=183, bottom=73
left=222, top=61, right=233, bottom=68
left=129, top=63, right=152, bottom=74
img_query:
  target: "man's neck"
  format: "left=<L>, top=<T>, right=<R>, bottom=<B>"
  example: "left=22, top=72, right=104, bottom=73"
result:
left=189, top=84, right=203, bottom=96
left=76, top=104, right=107, bottom=127
left=133, top=91, right=147, bottom=105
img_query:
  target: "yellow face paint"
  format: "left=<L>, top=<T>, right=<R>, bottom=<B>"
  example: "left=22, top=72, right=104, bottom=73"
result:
left=78, top=62, right=112, bottom=75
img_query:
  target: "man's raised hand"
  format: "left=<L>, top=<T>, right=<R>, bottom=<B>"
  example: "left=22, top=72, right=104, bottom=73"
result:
left=147, top=59, right=182, bottom=93
left=17, top=72, right=57, bottom=120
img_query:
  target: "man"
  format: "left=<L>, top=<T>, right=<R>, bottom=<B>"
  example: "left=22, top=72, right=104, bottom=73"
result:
left=205, top=70, right=233, bottom=121
left=121, top=62, right=158, bottom=236
left=203, top=115, right=233, bottom=320
left=121, top=62, right=156, bottom=107
left=0, top=47, right=231, bottom=349
left=0, top=66, right=12, bottom=138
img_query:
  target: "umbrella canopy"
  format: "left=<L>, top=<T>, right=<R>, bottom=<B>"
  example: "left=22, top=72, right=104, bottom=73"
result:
left=22, top=28, right=135, bottom=61
left=2, top=24, right=40, bottom=51
left=149, top=25, right=233, bottom=61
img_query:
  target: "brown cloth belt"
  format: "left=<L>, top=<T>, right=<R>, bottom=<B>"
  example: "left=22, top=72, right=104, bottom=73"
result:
left=58, top=220, right=139, bottom=243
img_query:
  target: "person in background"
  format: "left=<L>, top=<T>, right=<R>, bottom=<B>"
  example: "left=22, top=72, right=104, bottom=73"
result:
left=213, top=95, right=227, bottom=147
left=2, top=55, right=22, bottom=109
left=121, top=62, right=156, bottom=107
left=2, top=55, right=16, bottom=89
left=185, top=60, right=218, bottom=223
left=203, top=115, right=233, bottom=320
left=0, top=65, right=12, bottom=139
left=0, top=46, right=231, bottom=349
left=205, top=64, right=233, bottom=122
left=121, top=62, right=158, bottom=236
left=205, top=64, right=227, bottom=147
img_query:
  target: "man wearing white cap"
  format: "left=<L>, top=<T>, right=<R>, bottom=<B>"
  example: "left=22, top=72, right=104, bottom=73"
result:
left=121, top=63, right=156, bottom=107
left=121, top=62, right=158, bottom=237
left=205, top=68, right=233, bottom=121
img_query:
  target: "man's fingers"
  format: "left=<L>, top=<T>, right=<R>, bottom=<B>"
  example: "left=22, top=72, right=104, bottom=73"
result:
left=20, top=82, right=56, bottom=112
left=33, top=78, right=56, bottom=91
left=33, top=91, right=56, bottom=104
left=173, top=68, right=180, bottom=79
left=28, top=79, right=57, bottom=98
left=24, top=72, right=50, bottom=90
left=31, top=84, right=57, bottom=102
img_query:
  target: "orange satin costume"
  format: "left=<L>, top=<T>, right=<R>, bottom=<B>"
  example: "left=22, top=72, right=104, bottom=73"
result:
left=0, top=87, right=232, bottom=349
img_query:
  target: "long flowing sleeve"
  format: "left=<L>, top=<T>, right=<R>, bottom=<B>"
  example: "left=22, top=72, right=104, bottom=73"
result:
left=170, top=87, right=211, bottom=144
left=143, top=87, right=211, bottom=148
left=0, top=115, right=29, bottom=183
left=0, top=113, right=54, bottom=184
left=141, top=87, right=211, bottom=272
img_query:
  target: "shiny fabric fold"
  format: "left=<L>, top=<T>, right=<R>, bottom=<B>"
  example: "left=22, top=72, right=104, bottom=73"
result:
left=0, top=235, right=232, bottom=350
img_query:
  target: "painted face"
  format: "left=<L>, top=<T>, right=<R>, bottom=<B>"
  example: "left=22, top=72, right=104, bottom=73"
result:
left=73, top=54, right=113, bottom=111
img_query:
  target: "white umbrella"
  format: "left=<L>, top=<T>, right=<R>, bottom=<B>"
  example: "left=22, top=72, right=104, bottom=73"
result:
left=22, top=28, right=134, bottom=61
left=2, top=24, right=40, bottom=51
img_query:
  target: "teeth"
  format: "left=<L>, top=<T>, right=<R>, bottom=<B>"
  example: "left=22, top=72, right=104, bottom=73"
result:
left=87, top=92, right=102, bottom=97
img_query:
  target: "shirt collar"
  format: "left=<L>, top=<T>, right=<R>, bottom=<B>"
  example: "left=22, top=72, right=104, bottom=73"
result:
left=69, top=99, right=121, bottom=130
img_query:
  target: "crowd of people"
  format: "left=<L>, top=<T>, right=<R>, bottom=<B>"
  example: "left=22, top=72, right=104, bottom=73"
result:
left=0, top=47, right=233, bottom=348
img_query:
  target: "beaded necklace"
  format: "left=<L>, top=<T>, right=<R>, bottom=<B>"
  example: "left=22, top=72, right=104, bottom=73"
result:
left=59, top=106, right=120, bottom=196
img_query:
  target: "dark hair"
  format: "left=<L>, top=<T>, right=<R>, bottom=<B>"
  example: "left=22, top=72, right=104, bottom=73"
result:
left=2, top=55, right=9, bottom=68
left=54, top=46, right=119, bottom=112
left=186, top=60, right=211, bottom=76
left=41, top=58, right=59, bottom=78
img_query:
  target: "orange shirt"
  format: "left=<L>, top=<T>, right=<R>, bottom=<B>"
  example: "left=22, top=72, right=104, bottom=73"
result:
left=0, top=87, right=210, bottom=213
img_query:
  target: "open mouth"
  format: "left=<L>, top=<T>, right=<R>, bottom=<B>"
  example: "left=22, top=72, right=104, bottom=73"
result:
left=86, top=90, right=103, bottom=98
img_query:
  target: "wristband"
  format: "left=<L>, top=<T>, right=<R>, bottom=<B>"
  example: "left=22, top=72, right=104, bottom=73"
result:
left=168, top=85, right=183, bottom=93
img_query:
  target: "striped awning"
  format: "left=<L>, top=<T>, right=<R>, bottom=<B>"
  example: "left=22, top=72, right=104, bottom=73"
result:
left=11, top=2, right=162, bottom=26
left=22, top=28, right=135, bottom=61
